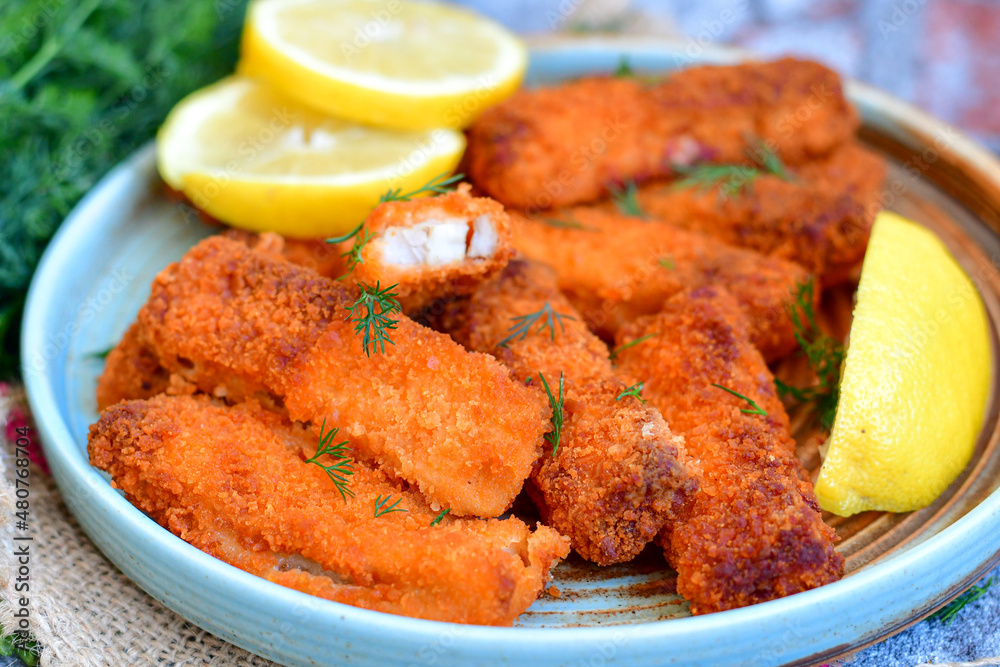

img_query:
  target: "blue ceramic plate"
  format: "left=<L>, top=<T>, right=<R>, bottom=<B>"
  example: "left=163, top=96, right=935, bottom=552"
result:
left=22, top=38, right=1000, bottom=666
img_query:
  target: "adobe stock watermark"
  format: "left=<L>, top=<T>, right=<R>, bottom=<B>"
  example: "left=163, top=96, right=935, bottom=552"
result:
left=185, top=106, right=295, bottom=211
left=22, top=267, right=135, bottom=377
left=339, top=0, right=404, bottom=62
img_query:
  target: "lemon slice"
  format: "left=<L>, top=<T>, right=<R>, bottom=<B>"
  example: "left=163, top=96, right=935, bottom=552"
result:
left=157, top=75, right=465, bottom=238
left=815, top=212, right=992, bottom=516
left=239, top=0, right=527, bottom=130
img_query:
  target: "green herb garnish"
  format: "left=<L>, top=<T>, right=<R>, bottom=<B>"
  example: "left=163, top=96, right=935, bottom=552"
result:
left=609, top=180, right=646, bottom=218
left=711, top=383, right=767, bottom=416
left=671, top=140, right=792, bottom=198
left=658, top=257, right=675, bottom=271
left=377, top=171, right=463, bottom=204
left=304, top=419, right=354, bottom=502
left=539, top=372, right=565, bottom=456
left=497, top=303, right=576, bottom=348
left=616, top=382, right=646, bottom=404
left=373, top=494, right=407, bottom=518
left=609, top=332, right=659, bottom=361
left=346, top=281, right=402, bottom=357
left=774, top=278, right=845, bottom=430
left=613, top=56, right=634, bottom=78
left=931, top=577, right=996, bottom=624
left=0, top=0, right=246, bottom=375
left=541, top=214, right=595, bottom=231
left=430, top=508, right=450, bottom=526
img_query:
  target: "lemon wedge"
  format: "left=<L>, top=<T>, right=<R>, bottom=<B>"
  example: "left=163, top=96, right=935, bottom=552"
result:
left=815, top=211, right=991, bottom=516
left=239, top=0, right=527, bottom=130
left=156, top=75, right=465, bottom=238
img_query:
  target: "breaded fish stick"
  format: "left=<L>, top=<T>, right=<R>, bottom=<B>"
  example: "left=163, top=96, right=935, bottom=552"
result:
left=435, top=260, right=695, bottom=565
left=125, top=236, right=546, bottom=517
left=89, top=395, right=569, bottom=625
left=511, top=208, right=812, bottom=361
left=333, top=185, right=514, bottom=311
left=631, top=143, right=886, bottom=283
left=467, top=58, right=858, bottom=210
left=614, top=287, right=843, bottom=615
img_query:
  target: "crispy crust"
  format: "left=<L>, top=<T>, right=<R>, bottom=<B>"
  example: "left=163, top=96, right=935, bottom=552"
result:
left=510, top=208, right=813, bottom=361
left=334, top=185, right=514, bottom=312
left=127, top=236, right=546, bottom=517
left=434, top=259, right=696, bottom=565
left=614, top=287, right=843, bottom=614
left=630, top=142, right=886, bottom=283
left=467, top=58, right=858, bottom=210
left=88, top=395, right=568, bottom=625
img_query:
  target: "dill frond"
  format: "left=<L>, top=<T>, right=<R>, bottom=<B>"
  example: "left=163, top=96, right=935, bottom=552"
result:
left=613, top=56, right=634, bottom=78
left=304, top=419, right=355, bottom=502
left=777, top=278, right=845, bottom=430
left=378, top=172, right=464, bottom=204
left=609, top=332, right=659, bottom=361
left=497, top=303, right=577, bottom=348
left=711, top=383, right=768, bottom=416
left=609, top=180, right=646, bottom=218
left=430, top=508, right=450, bottom=526
left=616, top=382, right=646, bottom=404
left=373, top=494, right=407, bottom=517
left=932, top=577, right=996, bottom=625
left=541, top=214, right=595, bottom=231
left=539, top=372, right=565, bottom=456
left=346, top=281, right=402, bottom=357
left=658, top=256, right=675, bottom=271
left=671, top=139, right=792, bottom=198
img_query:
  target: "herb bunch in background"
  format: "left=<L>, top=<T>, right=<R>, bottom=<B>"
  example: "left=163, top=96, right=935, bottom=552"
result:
left=0, top=0, right=249, bottom=377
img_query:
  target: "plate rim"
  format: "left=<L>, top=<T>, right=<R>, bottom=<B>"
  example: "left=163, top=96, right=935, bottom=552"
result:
left=21, top=39, right=1000, bottom=666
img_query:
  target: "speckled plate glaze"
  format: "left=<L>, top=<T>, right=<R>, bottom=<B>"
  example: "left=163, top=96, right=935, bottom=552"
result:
left=22, top=38, right=1000, bottom=666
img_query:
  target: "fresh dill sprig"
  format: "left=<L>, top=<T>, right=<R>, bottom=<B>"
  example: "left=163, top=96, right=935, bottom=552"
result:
left=373, top=494, right=407, bottom=517
left=430, top=508, right=450, bottom=526
left=931, top=577, right=996, bottom=624
left=775, top=278, right=845, bottom=430
left=671, top=140, right=792, bottom=198
left=541, top=214, right=595, bottom=231
left=325, top=220, right=376, bottom=280
left=616, top=382, right=646, bottom=404
left=609, top=180, right=646, bottom=218
left=711, top=383, right=768, bottom=416
left=497, top=303, right=577, bottom=348
left=613, top=56, right=634, bottom=78
left=346, top=282, right=402, bottom=357
left=304, top=419, right=355, bottom=502
left=378, top=172, right=464, bottom=204
left=539, top=372, right=565, bottom=456
left=658, top=256, right=675, bottom=271
left=609, top=332, right=659, bottom=361
left=87, top=346, right=114, bottom=360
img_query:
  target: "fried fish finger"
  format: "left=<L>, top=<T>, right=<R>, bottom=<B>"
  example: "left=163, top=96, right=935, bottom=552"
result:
left=467, top=58, right=858, bottom=210
left=631, top=142, right=886, bottom=283
left=89, top=395, right=569, bottom=625
left=435, top=259, right=695, bottom=564
left=511, top=208, right=812, bottom=361
left=332, top=184, right=514, bottom=311
left=122, top=236, right=546, bottom=517
left=614, top=287, right=843, bottom=615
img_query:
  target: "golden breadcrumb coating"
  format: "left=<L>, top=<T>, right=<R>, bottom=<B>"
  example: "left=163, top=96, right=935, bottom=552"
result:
left=89, top=395, right=569, bottom=625
left=333, top=185, right=514, bottom=312
left=433, top=259, right=696, bottom=564
left=629, top=142, right=886, bottom=283
left=120, top=236, right=545, bottom=517
left=510, top=208, right=813, bottom=361
left=467, top=58, right=858, bottom=210
left=614, top=287, right=843, bottom=615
